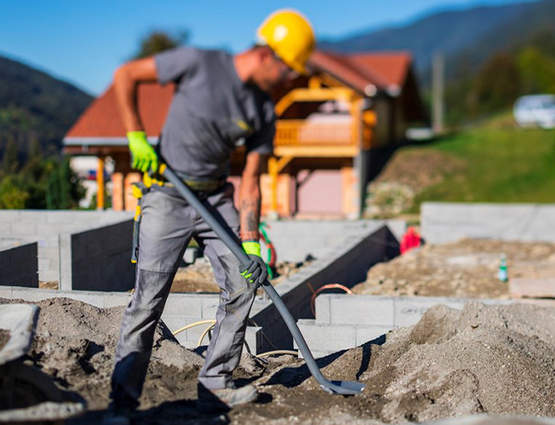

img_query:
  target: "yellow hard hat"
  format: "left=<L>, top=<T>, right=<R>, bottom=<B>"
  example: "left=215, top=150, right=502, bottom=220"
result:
left=257, top=9, right=315, bottom=75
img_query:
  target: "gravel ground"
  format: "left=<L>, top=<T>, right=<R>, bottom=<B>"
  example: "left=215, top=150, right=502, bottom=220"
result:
left=1, top=297, right=553, bottom=424
left=352, top=238, right=555, bottom=298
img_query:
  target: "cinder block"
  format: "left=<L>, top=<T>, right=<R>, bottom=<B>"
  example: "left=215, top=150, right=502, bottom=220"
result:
left=103, top=293, right=132, bottom=308
left=330, top=295, right=395, bottom=326
left=394, top=297, right=466, bottom=327
left=37, top=258, right=50, bottom=270
left=355, top=325, right=391, bottom=346
left=10, top=222, right=38, bottom=236
left=0, top=223, right=12, bottom=233
left=38, top=270, right=59, bottom=283
left=201, top=297, right=221, bottom=319
left=296, top=319, right=356, bottom=353
left=164, top=295, right=202, bottom=316
left=0, top=287, right=12, bottom=298
left=315, top=295, right=331, bottom=324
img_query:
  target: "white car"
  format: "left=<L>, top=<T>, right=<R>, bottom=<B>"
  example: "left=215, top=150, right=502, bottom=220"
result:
left=513, top=94, right=555, bottom=129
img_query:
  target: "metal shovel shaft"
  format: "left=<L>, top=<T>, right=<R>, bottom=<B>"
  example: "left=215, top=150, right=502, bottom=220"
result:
left=161, top=166, right=364, bottom=395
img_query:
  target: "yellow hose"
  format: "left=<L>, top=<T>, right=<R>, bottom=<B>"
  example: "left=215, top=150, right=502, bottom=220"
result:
left=197, top=323, right=216, bottom=347
left=256, top=350, right=298, bottom=358
left=172, top=319, right=216, bottom=336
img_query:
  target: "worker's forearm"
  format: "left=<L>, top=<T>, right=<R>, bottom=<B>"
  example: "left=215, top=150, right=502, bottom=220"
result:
left=239, top=179, right=261, bottom=241
left=114, top=66, right=144, bottom=132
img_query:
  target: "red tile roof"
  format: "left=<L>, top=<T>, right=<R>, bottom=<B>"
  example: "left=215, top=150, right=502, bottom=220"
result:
left=309, top=50, right=412, bottom=96
left=64, top=50, right=415, bottom=141
left=65, top=83, right=174, bottom=139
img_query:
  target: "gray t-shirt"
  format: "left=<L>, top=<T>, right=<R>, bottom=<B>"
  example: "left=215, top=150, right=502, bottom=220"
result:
left=154, top=47, right=276, bottom=179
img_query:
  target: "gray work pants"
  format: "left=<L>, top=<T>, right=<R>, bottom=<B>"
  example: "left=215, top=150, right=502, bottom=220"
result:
left=110, top=183, right=256, bottom=407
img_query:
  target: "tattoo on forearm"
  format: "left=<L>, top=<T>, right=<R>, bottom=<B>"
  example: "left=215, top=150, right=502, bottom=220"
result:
left=240, top=198, right=260, bottom=240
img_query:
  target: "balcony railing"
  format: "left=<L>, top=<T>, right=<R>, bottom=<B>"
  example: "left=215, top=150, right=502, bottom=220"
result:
left=275, top=118, right=354, bottom=146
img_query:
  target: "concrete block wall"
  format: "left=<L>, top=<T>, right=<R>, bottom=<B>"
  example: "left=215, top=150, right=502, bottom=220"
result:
left=0, top=210, right=132, bottom=285
left=421, top=202, right=555, bottom=244
left=64, top=220, right=135, bottom=291
left=296, top=294, right=513, bottom=357
left=250, top=223, right=402, bottom=352
left=0, top=286, right=260, bottom=350
left=261, top=219, right=405, bottom=262
left=0, top=219, right=406, bottom=355
left=0, top=242, right=38, bottom=287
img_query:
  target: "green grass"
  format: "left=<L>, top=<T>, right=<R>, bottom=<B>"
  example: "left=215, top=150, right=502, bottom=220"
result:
left=410, top=113, right=555, bottom=210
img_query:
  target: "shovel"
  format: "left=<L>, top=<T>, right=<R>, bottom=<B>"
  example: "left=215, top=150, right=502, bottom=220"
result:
left=160, top=164, right=364, bottom=396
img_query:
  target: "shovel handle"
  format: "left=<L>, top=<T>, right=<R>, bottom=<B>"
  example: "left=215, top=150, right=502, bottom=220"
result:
left=160, top=165, right=363, bottom=395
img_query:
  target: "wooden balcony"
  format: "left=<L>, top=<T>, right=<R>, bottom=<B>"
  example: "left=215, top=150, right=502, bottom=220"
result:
left=275, top=118, right=359, bottom=157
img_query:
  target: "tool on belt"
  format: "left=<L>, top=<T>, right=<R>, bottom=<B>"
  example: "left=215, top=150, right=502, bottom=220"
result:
left=159, top=162, right=365, bottom=396
left=130, top=182, right=149, bottom=264
left=130, top=171, right=226, bottom=264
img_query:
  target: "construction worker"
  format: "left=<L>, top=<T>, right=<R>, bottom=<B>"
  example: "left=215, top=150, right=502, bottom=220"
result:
left=105, top=9, right=315, bottom=423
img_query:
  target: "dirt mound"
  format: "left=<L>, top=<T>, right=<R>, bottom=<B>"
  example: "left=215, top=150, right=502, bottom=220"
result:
left=1, top=297, right=203, bottom=412
left=352, top=238, right=555, bottom=298
left=2, top=298, right=553, bottom=424
left=230, top=303, right=555, bottom=424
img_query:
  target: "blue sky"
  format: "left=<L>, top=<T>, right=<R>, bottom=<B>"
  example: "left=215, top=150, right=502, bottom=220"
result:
left=0, top=0, right=530, bottom=95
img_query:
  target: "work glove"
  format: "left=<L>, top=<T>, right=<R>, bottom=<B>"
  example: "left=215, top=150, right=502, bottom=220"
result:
left=127, top=131, right=158, bottom=173
left=240, top=241, right=268, bottom=287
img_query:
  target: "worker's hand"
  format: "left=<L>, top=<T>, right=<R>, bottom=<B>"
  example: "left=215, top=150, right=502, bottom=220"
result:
left=127, top=131, right=158, bottom=173
left=240, top=241, right=267, bottom=287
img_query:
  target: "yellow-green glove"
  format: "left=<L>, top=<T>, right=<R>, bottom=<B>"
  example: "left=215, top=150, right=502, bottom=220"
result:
left=127, top=131, right=158, bottom=173
left=240, top=241, right=267, bottom=286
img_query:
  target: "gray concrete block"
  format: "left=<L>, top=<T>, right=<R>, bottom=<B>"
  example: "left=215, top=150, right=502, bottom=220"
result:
left=355, top=325, right=391, bottom=346
left=394, top=296, right=466, bottom=327
left=0, top=287, right=12, bottom=298
left=201, top=298, right=221, bottom=319
left=38, top=270, right=59, bottom=283
left=422, top=202, right=555, bottom=244
left=296, top=319, right=356, bottom=353
left=102, top=293, right=132, bottom=308
left=37, top=258, right=50, bottom=270
left=58, top=233, right=72, bottom=291
left=164, top=295, right=202, bottom=316
left=9, top=222, right=38, bottom=236
left=329, top=295, right=395, bottom=326
left=315, top=295, right=331, bottom=324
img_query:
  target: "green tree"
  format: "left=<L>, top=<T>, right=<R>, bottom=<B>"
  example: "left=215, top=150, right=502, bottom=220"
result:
left=45, top=158, right=85, bottom=209
left=517, top=47, right=555, bottom=94
left=467, top=53, right=521, bottom=117
left=0, top=175, right=29, bottom=209
left=132, top=30, right=189, bottom=59
left=2, top=137, right=19, bottom=175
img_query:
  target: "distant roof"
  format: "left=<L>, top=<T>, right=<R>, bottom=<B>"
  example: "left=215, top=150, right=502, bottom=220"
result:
left=64, top=83, right=173, bottom=143
left=64, top=50, right=419, bottom=143
left=309, top=50, right=413, bottom=97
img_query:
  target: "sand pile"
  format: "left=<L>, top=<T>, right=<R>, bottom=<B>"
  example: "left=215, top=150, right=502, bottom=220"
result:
left=352, top=238, right=555, bottom=298
left=1, top=298, right=553, bottom=425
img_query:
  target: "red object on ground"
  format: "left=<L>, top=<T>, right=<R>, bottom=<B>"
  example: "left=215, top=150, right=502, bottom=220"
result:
left=400, top=227, right=421, bottom=254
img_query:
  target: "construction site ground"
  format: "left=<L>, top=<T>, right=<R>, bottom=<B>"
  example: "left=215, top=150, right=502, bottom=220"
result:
left=352, top=238, right=555, bottom=299
left=171, top=257, right=313, bottom=293
left=0, top=297, right=553, bottom=424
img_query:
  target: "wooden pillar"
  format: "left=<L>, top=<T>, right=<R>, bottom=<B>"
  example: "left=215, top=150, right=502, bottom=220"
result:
left=268, top=156, right=293, bottom=218
left=111, top=172, right=124, bottom=211
left=96, top=156, right=105, bottom=210
left=269, top=157, right=279, bottom=216
left=124, top=172, right=142, bottom=211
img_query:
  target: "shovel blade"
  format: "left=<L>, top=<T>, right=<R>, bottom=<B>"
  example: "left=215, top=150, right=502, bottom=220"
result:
left=321, top=380, right=365, bottom=395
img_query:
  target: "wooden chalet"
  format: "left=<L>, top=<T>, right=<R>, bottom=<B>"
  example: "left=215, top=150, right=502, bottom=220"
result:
left=63, top=50, right=427, bottom=218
